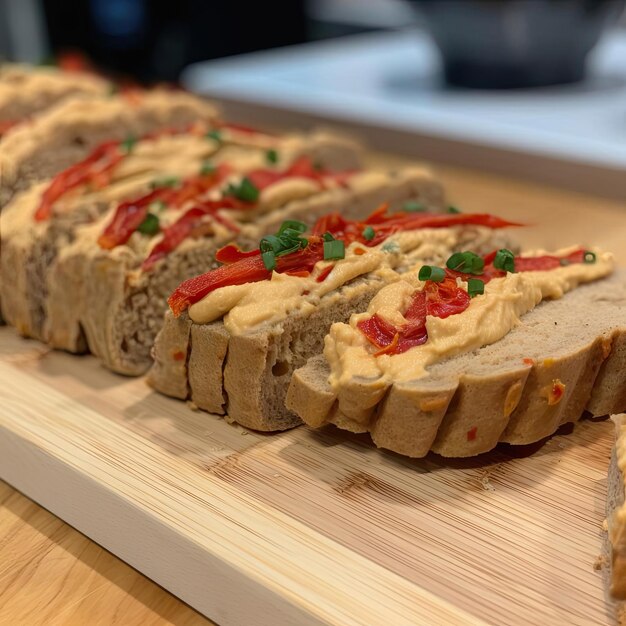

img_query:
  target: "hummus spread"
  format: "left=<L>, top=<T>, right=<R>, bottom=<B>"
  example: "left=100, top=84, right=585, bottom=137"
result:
left=324, top=248, right=614, bottom=390
left=188, top=227, right=479, bottom=332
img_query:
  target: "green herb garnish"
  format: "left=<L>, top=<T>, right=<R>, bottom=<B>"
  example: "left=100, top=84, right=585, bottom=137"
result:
left=120, top=135, right=137, bottom=154
left=493, top=249, right=516, bottom=273
left=583, top=250, right=596, bottom=264
left=362, top=226, right=375, bottom=241
left=225, top=177, right=260, bottom=203
left=150, top=176, right=180, bottom=189
left=279, top=220, right=307, bottom=235
left=446, top=251, right=484, bottom=275
left=266, top=149, right=279, bottom=165
left=418, top=265, right=446, bottom=282
left=403, top=201, right=426, bottom=213
left=206, top=129, right=223, bottom=143
left=137, top=213, right=160, bottom=236
left=262, top=250, right=276, bottom=271
left=200, top=161, right=216, bottom=176
left=323, top=239, right=345, bottom=261
left=259, top=220, right=309, bottom=263
left=447, top=205, right=461, bottom=214
left=559, top=258, right=570, bottom=266
left=467, top=278, right=485, bottom=298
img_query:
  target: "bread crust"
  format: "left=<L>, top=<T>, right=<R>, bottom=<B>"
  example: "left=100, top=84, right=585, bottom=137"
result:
left=287, top=272, right=626, bottom=457
left=149, top=225, right=509, bottom=431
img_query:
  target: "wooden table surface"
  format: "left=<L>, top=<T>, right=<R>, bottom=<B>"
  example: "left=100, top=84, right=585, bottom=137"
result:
left=1, top=155, right=624, bottom=626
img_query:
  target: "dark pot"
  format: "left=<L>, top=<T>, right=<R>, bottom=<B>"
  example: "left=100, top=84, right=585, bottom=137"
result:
left=408, top=0, right=626, bottom=88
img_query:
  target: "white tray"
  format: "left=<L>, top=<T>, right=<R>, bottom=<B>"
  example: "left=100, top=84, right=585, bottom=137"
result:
left=184, top=29, right=626, bottom=199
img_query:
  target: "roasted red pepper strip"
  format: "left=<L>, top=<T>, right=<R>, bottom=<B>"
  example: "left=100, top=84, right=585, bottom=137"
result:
left=35, top=141, right=124, bottom=221
left=358, top=248, right=589, bottom=356
left=98, top=164, right=232, bottom=250
left=168, top=239, right=326, bottom=316
left=168, top=205, right=518, bottom=315
left=98, top=187, right=170, bottom=250
left=358, top=277, right=468, bottom=356
left=35, top=124, right=215, bottom=223
left=313, top=208, right=519, bottom=248
left=514, top=248, right=585, bottom=271
left=142, top=196, right=247, bottom=271
left=215, top=244, right=261, bottom=264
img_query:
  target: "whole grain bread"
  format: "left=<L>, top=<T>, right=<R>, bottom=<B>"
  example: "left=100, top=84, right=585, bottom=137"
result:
left=148, top=224, right=509, bottom=429
left=86, top=167, right=447, bottom=375
left=2, top=129, right=362, bottom=347
left=286, top=272, right=626, bottom=456
left=0, top=89, right=219, bottom=206
left=0, top=65, right=109, bottom=130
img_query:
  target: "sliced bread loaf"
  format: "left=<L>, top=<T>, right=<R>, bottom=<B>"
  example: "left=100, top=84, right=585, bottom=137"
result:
left=2, top=128, right=362, bottom=347
left=148, top=219, right=513, bottom=429
left=80, top=167, right=447, bottom=375
left=286, top=271, right=626, bottom=457
left=0, top=64, right=109, bottom=135
left=0, top=89, right=219, bottom=206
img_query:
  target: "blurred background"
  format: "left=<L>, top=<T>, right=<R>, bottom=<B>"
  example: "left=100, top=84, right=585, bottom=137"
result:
left=1, top=0, right=625, bottom=197
left=2, top=0, right=623, bottom=84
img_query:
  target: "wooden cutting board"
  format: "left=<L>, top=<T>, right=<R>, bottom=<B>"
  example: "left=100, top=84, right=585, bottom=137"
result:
left=0, top=328, right=618, bottom=625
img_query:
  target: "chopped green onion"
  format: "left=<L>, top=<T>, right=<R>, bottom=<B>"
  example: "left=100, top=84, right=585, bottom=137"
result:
left=266, top=149, right=279, bottom=164
left=200, top=161, right=216, bottom=176
left=583, top=250, right=596, bottom=264
left=260, top=223, right=308, bottom=260
left=323, top=239, right=345, bottom=261
left=108, top=83, right=119, bottom=96
left=559, top=258, right=570, bottom=266
left=206, top=129, right=223, bottom=143
left=446, top=251, right=484, bottom=275
left=120, top=135, right=137, bottom=154
left=362, top=226, right=375, bottom=241
left=447, top=205, right=461, bottom=214
left=403, top=201, right=426, bottom=213
left=150, top=176, right=180, bottom=189
left=493, top=249, right=516, bottom=273
left=312, top=161, right=323, bottom=172
left=467, top=278, right=485, bottom=298
left=418, top=265, right=446, bottom=282
left=260, top=235, right=282, bottom=254
left=137, top=213, right=160, bottom=236
left=225, top=177, right=259, bottom=202
left=278, top=220, right=307, bottom=235
left=322, top=232, right=335, bottom=242
left=262, top=250, right=276, bottom=271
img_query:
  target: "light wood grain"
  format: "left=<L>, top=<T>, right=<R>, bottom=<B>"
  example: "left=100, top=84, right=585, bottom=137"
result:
left=0, top=481, right=211, bottom=626
left=1, top=156, right=624, bottom=626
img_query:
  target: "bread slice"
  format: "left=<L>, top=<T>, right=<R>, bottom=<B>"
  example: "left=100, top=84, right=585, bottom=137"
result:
left=80, top=167, right=447, bottom=375
left=0, top=89, right=219, bottom=206
left=608, top=414, right=626, bottom=609
left=286, top=271, right=626, bottom=456
left=1, top=126, right=361, bottom=341
left=0, top=64, right=109, bottom=135
left=1, top=129, right=364, bottom=355
left=148, top=223, right=510, bottom=429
